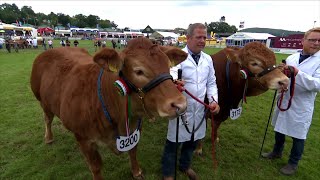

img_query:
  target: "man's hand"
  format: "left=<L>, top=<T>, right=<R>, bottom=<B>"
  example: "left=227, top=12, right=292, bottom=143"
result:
left=209, top=102, right=220, bottom=115
left=174, top=79, right=185, bottom=86
left=282, top=65, right=299, bottom=77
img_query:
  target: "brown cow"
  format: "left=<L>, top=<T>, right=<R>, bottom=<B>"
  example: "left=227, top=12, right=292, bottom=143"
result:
left=195, top=42, right=290, bottom=155
left=30, top=37, right=188, bottom=179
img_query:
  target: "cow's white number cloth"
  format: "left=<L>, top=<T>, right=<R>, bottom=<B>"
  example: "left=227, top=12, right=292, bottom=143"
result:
left=116, top=129, right=140, bottom=152
left=230, top=107, right=242, bottom=120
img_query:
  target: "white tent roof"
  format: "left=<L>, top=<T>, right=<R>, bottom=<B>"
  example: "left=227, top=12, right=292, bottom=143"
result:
left=226, top=32, right=275, bottom=40
left=152, top=31, right=179, bottom=38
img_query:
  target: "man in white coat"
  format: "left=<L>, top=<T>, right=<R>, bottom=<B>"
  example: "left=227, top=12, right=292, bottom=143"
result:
left=262, top=27, right=320, bottom=175
left=161, top=23, right=220, bottom=180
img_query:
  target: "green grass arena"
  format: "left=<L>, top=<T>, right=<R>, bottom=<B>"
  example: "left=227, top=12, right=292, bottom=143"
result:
left=0, top=40, right=319, bottom=179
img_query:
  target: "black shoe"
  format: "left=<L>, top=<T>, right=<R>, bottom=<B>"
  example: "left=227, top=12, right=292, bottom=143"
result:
left=280, top=163, right=297, bottom=175
left=261, top=152, right=282, bottom=159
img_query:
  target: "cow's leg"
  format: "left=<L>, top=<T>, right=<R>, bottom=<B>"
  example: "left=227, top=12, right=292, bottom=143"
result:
left=75, top=135, right=103, bottom=180
left=128, top=147, right=144, bottom=180
left=195, top=120, right=222, bottom=156
left=42, top=106, right=54, bottom=144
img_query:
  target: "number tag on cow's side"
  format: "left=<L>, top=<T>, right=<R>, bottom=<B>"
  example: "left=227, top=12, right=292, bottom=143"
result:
left=116, top=129, right=140, bottom=152
left=230, top=107, right=242, bottom=120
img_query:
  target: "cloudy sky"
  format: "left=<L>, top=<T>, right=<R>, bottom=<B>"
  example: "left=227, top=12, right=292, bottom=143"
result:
left=3, top=0, right=320, bottom=32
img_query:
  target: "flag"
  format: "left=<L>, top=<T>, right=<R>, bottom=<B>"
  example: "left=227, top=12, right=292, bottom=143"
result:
left=239, top=21, right=245, bottom=28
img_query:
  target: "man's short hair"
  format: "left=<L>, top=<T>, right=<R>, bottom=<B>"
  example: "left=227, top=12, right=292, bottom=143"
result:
left=187, top=23, right=207, bottom=36
left=304, top=27, right=320, bottom=39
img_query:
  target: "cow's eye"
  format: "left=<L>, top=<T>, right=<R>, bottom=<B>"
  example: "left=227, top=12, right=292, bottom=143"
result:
left=251, top=62, right=258, bottom=66
left=135, top=70, right=144, bottom=76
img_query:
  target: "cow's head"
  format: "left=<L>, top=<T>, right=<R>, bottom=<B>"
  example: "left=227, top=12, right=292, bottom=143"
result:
left=225, top=42, right=289, bottom=95
left=93, top=37, right=187, bottom=118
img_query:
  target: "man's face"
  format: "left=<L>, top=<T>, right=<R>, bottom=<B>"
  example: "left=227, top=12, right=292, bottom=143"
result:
left=302, top=31, right=320, bottom=55
left=187, top=28, right=207, bottom=54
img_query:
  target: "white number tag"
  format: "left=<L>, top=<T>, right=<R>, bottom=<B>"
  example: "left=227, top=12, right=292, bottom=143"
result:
left=116, top=129, right=140, bottom=152
left=230, top=107, right=242, bottom=120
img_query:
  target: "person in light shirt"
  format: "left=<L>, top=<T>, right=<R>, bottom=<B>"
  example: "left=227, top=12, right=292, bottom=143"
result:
left=262, top=27, right=320, bottom=175
left=161, top=23, right=220, bottom=180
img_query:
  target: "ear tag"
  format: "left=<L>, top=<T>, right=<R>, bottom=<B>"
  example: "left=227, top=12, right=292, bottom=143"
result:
left=114, top=79, right=130, bottom=96
left=109, top=64, right=118, bottom=72
left=240, top=69, right=248, bottom=79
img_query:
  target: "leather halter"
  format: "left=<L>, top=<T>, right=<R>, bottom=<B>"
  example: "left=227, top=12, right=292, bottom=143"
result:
left=119, top=70, right=173, bottom=96
left=241, top=65, right=278, bottom=78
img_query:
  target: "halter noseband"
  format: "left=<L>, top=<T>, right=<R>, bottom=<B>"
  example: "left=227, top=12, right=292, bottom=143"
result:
left=241, top=65, right=278, bottom=78
left=118, top=71, right=173, bottom=96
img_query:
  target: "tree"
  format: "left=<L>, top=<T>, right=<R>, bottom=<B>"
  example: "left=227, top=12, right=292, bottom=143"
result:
left=20, top=6, right=35, bottom=24
left=207, top=21, right=238, bottom=33
left=73, top=14, right=87, bottom=28
left=86, top=15, right=99, bottom=28
left=48, top=12, right=58, bottom=28
left=0, top=3, right=20, bottom=23
left=98, top=19, right=111, bottom=29
left=57, top=13, right=71, bottom=27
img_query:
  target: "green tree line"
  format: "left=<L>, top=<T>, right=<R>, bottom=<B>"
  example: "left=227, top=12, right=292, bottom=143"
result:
left=1, top=3, right=239, bottom=34
left=0, top=3, right=117, bottom=29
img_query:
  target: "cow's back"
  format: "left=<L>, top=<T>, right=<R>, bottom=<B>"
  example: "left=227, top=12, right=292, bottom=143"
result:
left=30, top=47, right=93, bottom=117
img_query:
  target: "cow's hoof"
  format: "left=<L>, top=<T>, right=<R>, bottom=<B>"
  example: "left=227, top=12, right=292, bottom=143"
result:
left=194, top=149, right=203, bottom=156
left=148, top=117, right=156, bottom=123
left=45, top=139, right=54, bottom=144
left=132, top=170, right=144, bottom=180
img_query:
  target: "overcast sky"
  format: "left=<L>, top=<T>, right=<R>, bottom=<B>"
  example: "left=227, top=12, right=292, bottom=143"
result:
left=3, top=0, right=320, bottom=32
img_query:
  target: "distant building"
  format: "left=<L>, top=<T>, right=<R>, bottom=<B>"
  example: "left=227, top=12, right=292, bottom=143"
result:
left=226, top=32, right=275, bottom=47
left=268, top=34, right=303, bottom=49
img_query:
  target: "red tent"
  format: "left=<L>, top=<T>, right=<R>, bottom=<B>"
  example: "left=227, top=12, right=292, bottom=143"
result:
left=37, top=27, right=54, bottom=33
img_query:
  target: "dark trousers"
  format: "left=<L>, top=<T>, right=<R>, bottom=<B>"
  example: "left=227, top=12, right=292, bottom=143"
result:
left=161, top=139, right=198, bottom=177
left=273, top=131, right=305, bottom=166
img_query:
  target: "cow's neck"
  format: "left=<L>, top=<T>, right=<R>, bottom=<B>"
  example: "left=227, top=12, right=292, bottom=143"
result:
left=100, top=70, right=145, bottom=135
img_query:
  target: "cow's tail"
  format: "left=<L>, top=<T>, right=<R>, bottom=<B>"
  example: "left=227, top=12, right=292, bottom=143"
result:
left=30, top=57, right=43, bottom=101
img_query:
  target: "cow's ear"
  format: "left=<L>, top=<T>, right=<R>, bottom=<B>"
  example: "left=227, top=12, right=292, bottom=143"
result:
left=224, top=48, right=241, bottom=65
left=93, top=48, right=122, bottom=72
left=159, top=46, right=188, bottom=66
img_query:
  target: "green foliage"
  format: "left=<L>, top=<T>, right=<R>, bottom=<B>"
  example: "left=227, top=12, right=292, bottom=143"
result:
left=0, top=41, right=319, bottom=179
left=206, top=21, right=238, bottom=33
left=0, top=3, right=114, bottom=29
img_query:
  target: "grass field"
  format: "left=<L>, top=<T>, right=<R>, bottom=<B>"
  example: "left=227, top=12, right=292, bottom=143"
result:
left=0, top=40, right=319, bottom=180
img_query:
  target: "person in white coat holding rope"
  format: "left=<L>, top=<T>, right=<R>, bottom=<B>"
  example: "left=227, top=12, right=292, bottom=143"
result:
left=262, top=27, right=320, bottom=175
left=161, top=23, right=220, bottom=180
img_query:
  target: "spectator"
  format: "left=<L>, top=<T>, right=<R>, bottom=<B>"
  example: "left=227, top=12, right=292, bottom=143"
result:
left=42, top=38, right=47, bottom=50
left=66, top=39, right=71, bottom=47
left=33, top=38, right=38, bottom=49
left=5, top=39, right=11, bottom=53
left=60, top=39, right=65, bottom=47
left=13, top=39, right=19, bottom=52
left=48, top=39, right=53, bottom=49
left=102, top=40, right=106, bottom=48
left=111, top=39, right=116, bottom=49
left=74, top=40, right=79, bottom=47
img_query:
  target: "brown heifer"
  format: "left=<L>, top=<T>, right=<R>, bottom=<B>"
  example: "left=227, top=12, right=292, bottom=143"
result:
left=30, top=37, right=188, bottom=179
left=195, top=42, right=289, bottom=155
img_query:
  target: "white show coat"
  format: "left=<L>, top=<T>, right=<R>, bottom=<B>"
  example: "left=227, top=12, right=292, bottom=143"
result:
left=272, top=50, right=320, bottom=139
left=167, top=47, right=218, bottom=142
